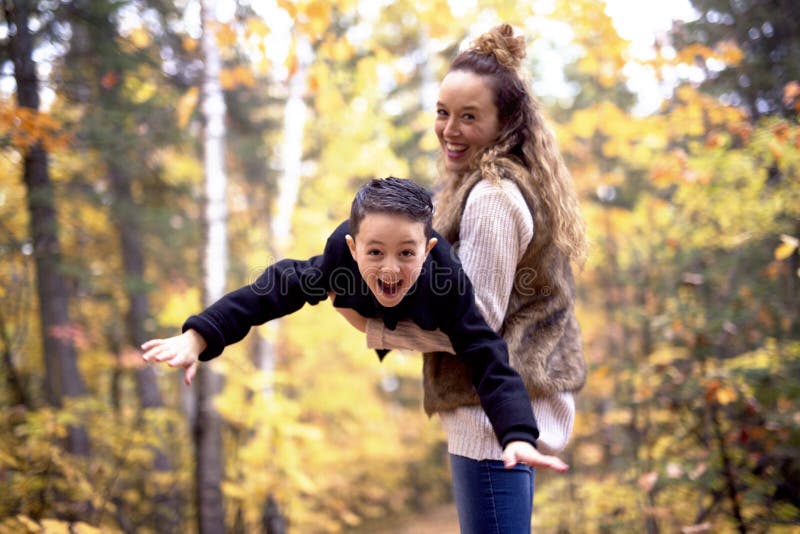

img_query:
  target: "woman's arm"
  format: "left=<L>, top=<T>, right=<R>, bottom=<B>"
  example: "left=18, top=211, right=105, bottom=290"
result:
left=331, top=294, right=455, bottom=353
left=365, top=318, right=454, bottom=353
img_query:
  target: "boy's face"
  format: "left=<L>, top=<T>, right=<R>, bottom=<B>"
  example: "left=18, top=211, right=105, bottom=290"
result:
left=346, top=212, right=438, bottom=308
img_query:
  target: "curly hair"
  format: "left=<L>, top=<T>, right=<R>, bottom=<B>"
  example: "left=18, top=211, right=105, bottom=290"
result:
left=435, top=24, right=588, bottom=266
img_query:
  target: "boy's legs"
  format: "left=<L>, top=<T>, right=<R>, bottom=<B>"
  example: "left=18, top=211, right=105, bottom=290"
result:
left=449, top=454, right=534, bottom=534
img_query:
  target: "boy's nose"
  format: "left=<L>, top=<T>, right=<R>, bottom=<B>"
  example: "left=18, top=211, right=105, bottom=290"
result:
left=381, top=261, right=400, bottom=274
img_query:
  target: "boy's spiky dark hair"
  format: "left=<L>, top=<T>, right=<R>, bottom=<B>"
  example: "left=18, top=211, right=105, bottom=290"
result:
left=349, top=177, right=434, bottom=239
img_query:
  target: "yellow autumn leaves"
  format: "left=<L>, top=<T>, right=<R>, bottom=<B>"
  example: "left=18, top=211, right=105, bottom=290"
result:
left=1, top=106, right=68, bottom=152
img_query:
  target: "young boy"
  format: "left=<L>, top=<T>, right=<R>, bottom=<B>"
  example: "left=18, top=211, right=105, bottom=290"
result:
left=142, top=177, right=567, bottom=471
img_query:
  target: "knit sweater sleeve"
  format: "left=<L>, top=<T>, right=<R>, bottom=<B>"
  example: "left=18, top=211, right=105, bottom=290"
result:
left=457, top=180, right=533, bottom=331
left=364, top=180, right=532, bottom=350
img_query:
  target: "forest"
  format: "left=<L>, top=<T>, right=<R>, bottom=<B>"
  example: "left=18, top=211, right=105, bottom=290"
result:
left=1, top=0, right=798, bottom=532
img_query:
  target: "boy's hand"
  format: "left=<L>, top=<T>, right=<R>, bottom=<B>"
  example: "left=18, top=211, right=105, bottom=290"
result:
left=141, top=329, right=206, bottom=386
left=328, top=292, right=367, bottom=333
left=502, top=440, right=569, bottom=473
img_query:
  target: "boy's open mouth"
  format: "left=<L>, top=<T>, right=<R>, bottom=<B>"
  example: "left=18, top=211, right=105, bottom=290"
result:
left=377, top=278, right=402, bottom=297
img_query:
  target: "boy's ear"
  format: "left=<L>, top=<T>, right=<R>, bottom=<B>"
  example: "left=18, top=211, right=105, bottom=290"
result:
left=425, top=237, right=438, bottom=255
left=345, top=234, right=357, bottom=259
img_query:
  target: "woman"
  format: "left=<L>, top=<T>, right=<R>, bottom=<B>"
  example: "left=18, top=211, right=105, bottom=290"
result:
left=339, top=24, right=588, bottom=532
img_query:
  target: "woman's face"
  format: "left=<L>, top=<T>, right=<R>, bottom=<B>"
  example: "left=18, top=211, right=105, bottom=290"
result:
left=435, top=70, right=500, bottom=175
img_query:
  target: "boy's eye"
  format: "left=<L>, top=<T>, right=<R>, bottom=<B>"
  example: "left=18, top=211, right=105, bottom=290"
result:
left=400, top=250, right=415, bottom=257
left=367, top=249, right=383, bottom=256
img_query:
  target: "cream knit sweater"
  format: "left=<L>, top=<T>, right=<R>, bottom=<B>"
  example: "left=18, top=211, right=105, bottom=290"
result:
left=365, top=179, right=575, bottom=459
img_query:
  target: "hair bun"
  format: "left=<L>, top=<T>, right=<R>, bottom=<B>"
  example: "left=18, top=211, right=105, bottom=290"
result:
left=471, top=24, right=526, bottom=70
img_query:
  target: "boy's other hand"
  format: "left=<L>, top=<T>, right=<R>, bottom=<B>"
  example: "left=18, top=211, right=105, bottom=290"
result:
left=141, top=329, right=206, bottom=386
left=502, top=440, right=569, bottom=473
left=328, top=292, right=368, bottom=333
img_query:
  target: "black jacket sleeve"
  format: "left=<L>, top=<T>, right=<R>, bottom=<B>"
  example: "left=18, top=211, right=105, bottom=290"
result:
left=438, top=265, right=540, bottom=449
left=183, top=254, right=329, bottom=361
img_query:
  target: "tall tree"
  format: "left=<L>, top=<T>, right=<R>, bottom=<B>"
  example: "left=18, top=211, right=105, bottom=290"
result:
left=196, top=1, right=227, bottom=531
left=3, top=0, right=89, bottom=457
left=58, top=2, right=185, bottom=529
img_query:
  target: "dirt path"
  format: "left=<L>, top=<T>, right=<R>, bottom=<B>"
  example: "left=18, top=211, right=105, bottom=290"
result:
left=369, top=503, right=459, bottom=534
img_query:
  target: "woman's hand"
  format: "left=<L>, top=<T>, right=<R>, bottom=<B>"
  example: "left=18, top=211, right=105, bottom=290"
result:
left=141, top=329, right=206, bottom=385
left=502, top=440, right=569, bottom=473
left=328, top=292, right=368, bottom=333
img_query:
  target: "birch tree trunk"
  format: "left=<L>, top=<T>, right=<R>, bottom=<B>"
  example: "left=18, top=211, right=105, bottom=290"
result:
left=4, top=0, right=89, bottom=457
left=248, top=38, right=309, bottom=534
left=271, top=45, right=308, bottom=253
left=196, top=1, right=227, bottom=532
left=256, top=39, right=309, bottom=388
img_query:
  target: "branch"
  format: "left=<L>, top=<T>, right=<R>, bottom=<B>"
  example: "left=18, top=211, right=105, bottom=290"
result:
left=0, top=306, right=30, bottom=407
left=710, top=402, right=748, bottom=533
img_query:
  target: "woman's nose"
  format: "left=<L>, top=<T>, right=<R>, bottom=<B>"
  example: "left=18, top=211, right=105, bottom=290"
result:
left=443, top=117, right=459, bottom=138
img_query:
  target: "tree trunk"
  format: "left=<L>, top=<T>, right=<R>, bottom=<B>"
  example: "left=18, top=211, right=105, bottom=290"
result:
left=107, top=161, right=182, bottom=531
left=107, top=162, right=163, bottom=408
left=271, top=45, right=307, bottom=254
left=5, top=0, right=89, bottom=457
left=255, top=37, right=309, bottom=391
left=196, top=2, right=227, bottom=532
left=57, top=3, right=184, bottom=524
left=246, top=36, right=310, bottom=532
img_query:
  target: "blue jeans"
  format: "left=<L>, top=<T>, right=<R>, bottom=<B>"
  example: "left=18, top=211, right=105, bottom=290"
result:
left=450, top=454, right=534, bottom=534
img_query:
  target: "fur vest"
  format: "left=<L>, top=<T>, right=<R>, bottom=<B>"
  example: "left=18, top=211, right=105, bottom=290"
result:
left=422, top=166, right=586, bottom=415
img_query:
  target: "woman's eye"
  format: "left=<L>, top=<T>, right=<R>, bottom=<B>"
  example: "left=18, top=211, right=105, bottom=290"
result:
left=436, top=108, right=448, bottom=117
left=462, top=113, right=475, bottom=120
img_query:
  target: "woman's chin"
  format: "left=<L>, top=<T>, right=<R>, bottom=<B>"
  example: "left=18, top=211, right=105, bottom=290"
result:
left=444, top=159, right=468, bottom=174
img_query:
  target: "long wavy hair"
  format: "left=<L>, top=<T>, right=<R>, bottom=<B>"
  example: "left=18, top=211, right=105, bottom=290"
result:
left=434, top=24, right=588, bottom=266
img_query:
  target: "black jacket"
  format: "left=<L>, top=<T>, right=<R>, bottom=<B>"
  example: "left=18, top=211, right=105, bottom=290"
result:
left=184, top=221, right=539, bottom=448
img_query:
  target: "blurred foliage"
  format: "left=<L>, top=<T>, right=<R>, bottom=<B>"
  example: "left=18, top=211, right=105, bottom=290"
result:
left=1, top=0, right=798, bottom=532
left=551, top=1, right=800, bottom=532
left=670, top=0, right=800, bottom=119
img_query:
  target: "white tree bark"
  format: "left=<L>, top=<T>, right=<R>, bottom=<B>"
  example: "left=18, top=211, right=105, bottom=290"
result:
left=419, top=27, right=438, bottom=113
left=196, top=1, right=227, bottom=532
left=257, top=38, right=310, bottom=385
left=271, top=42, right=308, bottom=253
left=203, top=6, right=228, bottom=303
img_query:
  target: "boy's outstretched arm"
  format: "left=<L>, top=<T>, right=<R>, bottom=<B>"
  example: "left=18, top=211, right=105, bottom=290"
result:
left=141, top=329, right=207, bottom=385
